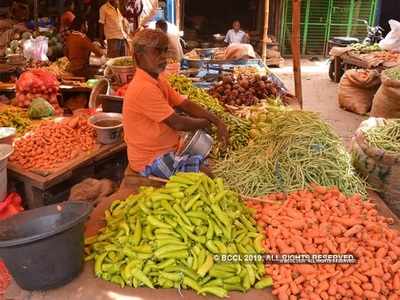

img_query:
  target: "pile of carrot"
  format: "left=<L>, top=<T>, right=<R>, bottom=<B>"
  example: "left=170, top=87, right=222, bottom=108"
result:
left=0, top=260, right=10, bottom=296
left=10, top=116, right=96, bottom=170
left=372, top=51, right=400, bottom=62
left=247, top=186, right=400, bottom=300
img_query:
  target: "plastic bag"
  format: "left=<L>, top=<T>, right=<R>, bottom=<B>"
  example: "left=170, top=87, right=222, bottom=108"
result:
left=379, top=20, right=400, bottom=52
left=0, top=192, right=24, bottom=220
left=224, top=43, right=256, bottom=60
left=0, top=192, right=23, bottom=294
left=22, top=36, right=48, bottom=61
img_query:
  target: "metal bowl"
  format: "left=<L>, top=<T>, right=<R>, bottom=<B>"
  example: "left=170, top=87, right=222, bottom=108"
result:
left=88, top=113, right=123, bottom=144
left=178, top=130, right=213, bottom=158
left=0, top=127, right=16, bottom=145
left=213, top=34, right=225, bottom=41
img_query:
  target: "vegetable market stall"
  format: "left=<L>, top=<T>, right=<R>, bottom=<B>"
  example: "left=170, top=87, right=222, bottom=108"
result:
left=0, top=82, right=93, bottom=102
left=330, top=45, right=400, bottom=83
left=8, top=140, right=127, bottom=209
left=4, top=182, right=400, bottom=300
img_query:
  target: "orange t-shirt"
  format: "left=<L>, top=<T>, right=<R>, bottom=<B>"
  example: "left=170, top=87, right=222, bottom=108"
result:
left=123, top=68, right=185, bottom=172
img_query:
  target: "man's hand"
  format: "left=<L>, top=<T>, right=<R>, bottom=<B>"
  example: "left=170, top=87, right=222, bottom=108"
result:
left=177, top=99, right=229, bottom=148
left=216, top=120, right=229, bottom=149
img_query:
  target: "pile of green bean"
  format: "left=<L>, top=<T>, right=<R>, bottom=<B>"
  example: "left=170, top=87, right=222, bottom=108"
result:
left=384, top=67, right=400, bottom=81
left=168, top=75, right=251, bottom=158
left=214, top=110, right=367, bottom=197
left=85, top=172, right=271, bottom=297
left=364, top=119, right=400, bottom=153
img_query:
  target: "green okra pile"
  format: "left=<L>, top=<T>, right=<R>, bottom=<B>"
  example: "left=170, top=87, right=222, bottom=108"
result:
left=85, top=172, right=272, bottom=297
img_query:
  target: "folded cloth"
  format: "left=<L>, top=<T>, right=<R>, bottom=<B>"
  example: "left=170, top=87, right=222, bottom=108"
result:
left=140, top=152, right=204, bottom=179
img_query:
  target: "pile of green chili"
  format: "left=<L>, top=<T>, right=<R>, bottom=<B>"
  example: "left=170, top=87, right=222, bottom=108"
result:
left=364, top=119, right=400, bottom=153
left=85, top=172, right=271, bottom=297
left=214, top=110, right=367, bottom=197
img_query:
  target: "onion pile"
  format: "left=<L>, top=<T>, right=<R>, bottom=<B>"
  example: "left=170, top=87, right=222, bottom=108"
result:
left=15, top=69, right=63, bottom=115
left=208, top=74, right=297, bottom=107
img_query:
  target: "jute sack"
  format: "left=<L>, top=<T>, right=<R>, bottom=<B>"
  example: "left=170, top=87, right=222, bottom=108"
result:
left=370, top=72, right=400, bottom=118
left=338, top=69, right=381, bottom=115
left=351, top=117, right=400, bottom=216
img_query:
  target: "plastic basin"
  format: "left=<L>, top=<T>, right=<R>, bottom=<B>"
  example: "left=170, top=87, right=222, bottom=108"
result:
left=0, top=201, right=92, bottom=290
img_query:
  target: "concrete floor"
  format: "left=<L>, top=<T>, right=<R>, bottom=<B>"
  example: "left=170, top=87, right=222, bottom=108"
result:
left=4, top=59, right=369, bottom=300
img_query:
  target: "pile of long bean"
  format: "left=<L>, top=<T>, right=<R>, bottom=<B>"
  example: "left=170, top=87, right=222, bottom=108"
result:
left=168, top=75, right=251, bottom=158
left=85, top=172, right=271, bottom=297
left=214, top=110, right=367, bottom=197
left=364, top=119, right=400, bottom=153
left=384, top=66, right=400, bottom=80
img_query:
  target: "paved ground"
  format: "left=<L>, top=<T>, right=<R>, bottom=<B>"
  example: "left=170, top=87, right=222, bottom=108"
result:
left=272, top=59, right=366, bottom=147
left=4, top=59, right=370, bottom=300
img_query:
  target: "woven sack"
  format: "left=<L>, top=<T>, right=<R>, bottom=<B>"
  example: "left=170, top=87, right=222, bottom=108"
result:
left=370, top=72, right=400, bottom=118
left=351, top=117, right=400, bottom=216
left=338, top=69, right=380, bottom=115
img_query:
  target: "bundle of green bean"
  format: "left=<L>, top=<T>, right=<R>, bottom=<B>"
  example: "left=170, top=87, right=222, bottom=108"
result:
left=85, top=172, right=272, bottom=297
left=384, top=66, right=400, bottom=81
left=168, top=75, right=251, bottom=158
left=364, top=119, right=400, bottom=153
left=215, top=110, right=367, bottom=197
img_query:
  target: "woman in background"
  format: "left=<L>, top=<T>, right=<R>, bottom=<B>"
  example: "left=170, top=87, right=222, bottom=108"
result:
left=65, top=17, right=104, bottom=78
left=59, top=0, right=76, bottom=40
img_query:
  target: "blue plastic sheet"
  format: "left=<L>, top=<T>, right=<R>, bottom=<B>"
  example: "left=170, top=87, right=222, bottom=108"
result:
left=181, top=58, right=287, bottom=91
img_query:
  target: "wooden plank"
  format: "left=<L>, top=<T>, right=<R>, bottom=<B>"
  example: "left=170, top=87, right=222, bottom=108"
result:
left=0, top=84, right=92, bottom=93
left=175, top=0, right=181, bottom=30
left=334, top=56, right=342, bottom=83
left=60, top=85, right=92, bottom=93
left=261, top=0, right=270, bottom=63
left=341, top=54, right=369, bottom=69
left=291, top=0, right=303, bottom=109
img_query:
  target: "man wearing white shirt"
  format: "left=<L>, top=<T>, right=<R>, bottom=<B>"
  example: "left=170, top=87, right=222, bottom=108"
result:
left=99, top=0, right=129, bottom=58
left=145, top=19, right=184, bottom=61
left=224, top=20, right=249, bottom=44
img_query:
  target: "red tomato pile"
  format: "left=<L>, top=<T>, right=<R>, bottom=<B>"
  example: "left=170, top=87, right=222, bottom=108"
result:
left=15, top=69, right=63, bottom=115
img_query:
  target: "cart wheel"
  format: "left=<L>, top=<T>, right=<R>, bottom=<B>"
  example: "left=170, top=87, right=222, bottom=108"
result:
left=328, top=60, right=344, bottom=82
left=328, top=60, right=335, bottom=81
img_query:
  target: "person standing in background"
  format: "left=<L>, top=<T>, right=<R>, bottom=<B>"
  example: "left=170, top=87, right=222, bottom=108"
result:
left=155, top=19, right=183, bottom=61
left=224, top=20, right=250, bottom=44
left=125, top=0, right=143, bottom=33
left=99, top=0, right=129, bottom=57
left=65, top=16, right=104, bottom=78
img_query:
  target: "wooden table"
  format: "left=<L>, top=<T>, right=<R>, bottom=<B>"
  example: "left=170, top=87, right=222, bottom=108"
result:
left=0, top=83, right=92, bottom=94
left=332, top=52, right=389, bottom=83
left=8, top=142, right=127, bottom=208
